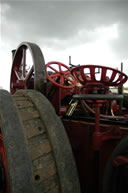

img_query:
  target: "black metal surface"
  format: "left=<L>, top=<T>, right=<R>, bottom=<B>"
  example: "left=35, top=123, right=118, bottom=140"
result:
left=73, top=94, right=124, bottom=101
left=62, top=115, right=128, bottom=127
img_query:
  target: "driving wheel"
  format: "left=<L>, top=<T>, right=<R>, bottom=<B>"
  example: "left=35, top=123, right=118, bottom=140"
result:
left=0, top=89, right=35, bottom=193
left=0, top=89, right=80, bottom=193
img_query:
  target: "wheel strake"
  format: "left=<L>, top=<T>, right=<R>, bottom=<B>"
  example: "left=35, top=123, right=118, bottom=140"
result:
left=0, top=89, right=35, bottom=193
left=13, top=89, right=81, bottom=193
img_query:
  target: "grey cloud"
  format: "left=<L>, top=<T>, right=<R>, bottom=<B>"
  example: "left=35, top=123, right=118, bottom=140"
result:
left=1, top=1, right=128, bottom=59
left=110, top=23, right=128, bottom=60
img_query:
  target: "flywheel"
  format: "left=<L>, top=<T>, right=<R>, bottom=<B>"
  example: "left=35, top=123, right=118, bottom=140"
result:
left=10, top=42, right=47, bottom=94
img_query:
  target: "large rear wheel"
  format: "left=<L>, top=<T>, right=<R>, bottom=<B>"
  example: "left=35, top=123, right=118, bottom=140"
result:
left=0, top=89, right=35, bottom=193
left=13, top=89, right=81, bottom=193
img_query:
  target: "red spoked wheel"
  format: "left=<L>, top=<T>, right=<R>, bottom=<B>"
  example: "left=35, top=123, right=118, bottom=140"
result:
left=46, top=61, right=77, bottom=89
left=71, top=65, right=128, bottom=87
left=10, top=42, right=46, bottom=94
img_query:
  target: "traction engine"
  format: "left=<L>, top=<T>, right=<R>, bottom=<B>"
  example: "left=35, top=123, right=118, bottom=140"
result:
left=0, top=42, right=128, bottom=193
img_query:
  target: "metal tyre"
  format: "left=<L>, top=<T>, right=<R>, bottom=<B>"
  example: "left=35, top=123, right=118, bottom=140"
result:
left=13, top=89, right=81, bottom=193
left=0, top=89, right=35, bottom=193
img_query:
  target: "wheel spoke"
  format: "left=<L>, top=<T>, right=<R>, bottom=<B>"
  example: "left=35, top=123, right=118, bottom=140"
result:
left=64, top=75, right=74, bottom=84
left=48, top=66, right=59, bottom=73
left=64, top=71, right=70, bottom=75
left=58, top=63, right=62, bottom=72
left=50, top=73, right=60, bottom=78
left=60, top=76, right=64, bottom=84
left=25, top=66, right=34, bottom=83
left=14, top=67, right=22, bottom=80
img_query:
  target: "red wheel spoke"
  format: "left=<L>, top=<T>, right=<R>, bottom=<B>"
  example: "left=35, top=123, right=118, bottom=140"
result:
left=64, top=71, right=70, bottom=75
left=48, top=66, right=59, bottom=73
left=60, top=76, right=64, bottom=84
left=59, top=63, right=62, bottom=72
left=50, top=73, right=60, bottom=78
left=64, top=75, right=74, bottom=84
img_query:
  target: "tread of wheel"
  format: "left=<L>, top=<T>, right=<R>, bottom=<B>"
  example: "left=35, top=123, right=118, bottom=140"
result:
left=0, top=89, right=35, bottom=193
left=13, top=90, right=80, bottom=193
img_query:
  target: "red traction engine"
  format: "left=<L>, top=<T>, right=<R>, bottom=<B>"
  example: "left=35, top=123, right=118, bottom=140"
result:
left=0, top=42, right=128, bottom=193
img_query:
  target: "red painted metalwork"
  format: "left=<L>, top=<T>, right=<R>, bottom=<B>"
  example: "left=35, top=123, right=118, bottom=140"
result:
left=46, top=63, right=128, bottom=193
left=71, top=65, right=127, bottom=86
left=9, top=42, right=128, bottom=193
left=0, top=133, right=8, bottom=193
left=46, top=61, right=77, bottom=89
left=10, top=45, right=27, bottom=94
left=10, top=42, right=46, bottom=94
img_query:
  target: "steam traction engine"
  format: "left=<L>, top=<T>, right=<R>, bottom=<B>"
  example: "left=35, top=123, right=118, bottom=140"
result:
left=0, top=42, right=128, bottom=193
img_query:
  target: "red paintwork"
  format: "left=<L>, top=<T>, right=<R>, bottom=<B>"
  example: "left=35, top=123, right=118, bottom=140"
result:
left=45, top=63, right=128, bottom=193
left=46, top=61, right=77, bottom=89
left=10, top=46, right=34, bottom=94
left=71, top=65, right=128, bottom=87
left=10, top=55, right=128, bottom=193
left=63, top=119, right=128, bottom=193
left=0, top=133, right=8, bottom=193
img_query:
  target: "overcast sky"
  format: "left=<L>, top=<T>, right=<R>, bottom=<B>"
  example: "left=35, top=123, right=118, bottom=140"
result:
left=1, top=0, right=128, bottom=90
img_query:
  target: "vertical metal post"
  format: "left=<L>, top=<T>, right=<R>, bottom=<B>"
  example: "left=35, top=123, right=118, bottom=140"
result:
left=69, top=56, right=71, bottom=65
left=121, top=62, right=123, bottom=72
left=12, top=49, right=16, bottom=61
